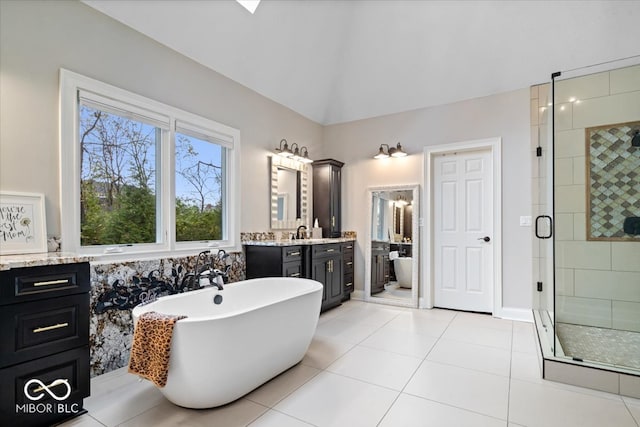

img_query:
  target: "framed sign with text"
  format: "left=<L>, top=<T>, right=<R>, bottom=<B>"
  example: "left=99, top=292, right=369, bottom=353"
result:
left=0, top=192, right=47, bottom=255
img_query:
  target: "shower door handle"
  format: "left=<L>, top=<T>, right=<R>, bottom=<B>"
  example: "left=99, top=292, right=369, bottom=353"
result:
left=535, top=215, right=553, bottom=239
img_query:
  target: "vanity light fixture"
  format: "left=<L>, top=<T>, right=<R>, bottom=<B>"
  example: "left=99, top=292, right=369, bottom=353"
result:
left=289, top=142, right=314, bottom=163
left=374, top=142, right=408, bottom=159
left=275, top=139, right=293, bottom=157
left=374, top=145, right=390, bottom=159
left=391, top=142, right=408, bottom=158
left=297, top=146, right=314, bottom=163
left=395, top=195, right=410, bottom=206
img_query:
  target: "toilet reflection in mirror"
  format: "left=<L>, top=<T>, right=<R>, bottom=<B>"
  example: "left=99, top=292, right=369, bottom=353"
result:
left=366, top=184, right=419, bottom=308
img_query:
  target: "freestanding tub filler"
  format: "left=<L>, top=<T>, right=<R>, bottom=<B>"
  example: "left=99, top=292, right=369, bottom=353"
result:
left=131, top=277, right=323, bottom=408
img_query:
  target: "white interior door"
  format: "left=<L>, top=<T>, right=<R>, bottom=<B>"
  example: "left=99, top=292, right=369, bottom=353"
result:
left=433, top=149, right=493, bottom=312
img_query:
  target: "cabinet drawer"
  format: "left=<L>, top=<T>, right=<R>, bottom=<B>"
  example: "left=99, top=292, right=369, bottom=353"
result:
left=312, top=244, right=341, bottom=257
left=282, top=246, right=303, bottom=262
left=0, top=346, right=90, bottom=427
left=283, top=261, right=303, bottom=278
left=371, top=242, right=389, bottom=253
left=343, top=272, right=354, bottom=291
left=0, top=294, right=89, bottom=368
left=343, top=258, right=354, bottom=275
left=0, top=263, right=90, bottom=305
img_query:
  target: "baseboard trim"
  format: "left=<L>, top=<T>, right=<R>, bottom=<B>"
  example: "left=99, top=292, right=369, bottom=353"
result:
left=496, top=307, right=533, bottom=322
left=351, top=290, right=365, bottom=301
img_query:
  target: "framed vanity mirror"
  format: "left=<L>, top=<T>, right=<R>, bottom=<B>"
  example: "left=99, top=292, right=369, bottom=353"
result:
left=365, top=184, right=419, bottom=308
left=270, top=156, right=308, bottom=229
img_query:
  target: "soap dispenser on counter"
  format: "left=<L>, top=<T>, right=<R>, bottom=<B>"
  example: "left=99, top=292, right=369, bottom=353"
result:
left=312, top=218, right=323, bottom=239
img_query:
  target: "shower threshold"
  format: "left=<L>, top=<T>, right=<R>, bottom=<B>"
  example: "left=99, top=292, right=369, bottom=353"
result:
left=533, top=310, right=640, bottom=398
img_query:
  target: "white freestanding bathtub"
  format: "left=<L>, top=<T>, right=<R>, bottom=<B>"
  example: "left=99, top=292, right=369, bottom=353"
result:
left=394, top=257, right=412, bottom=288
left=131, top=277, right=323, bottom=409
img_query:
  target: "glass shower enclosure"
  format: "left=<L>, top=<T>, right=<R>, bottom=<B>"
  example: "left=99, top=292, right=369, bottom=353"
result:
left=533, top=59, right=640, bottom=377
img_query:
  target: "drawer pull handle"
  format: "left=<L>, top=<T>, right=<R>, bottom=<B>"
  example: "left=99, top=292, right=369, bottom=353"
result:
left=33, top=279, right=69, bottom=287
left=327, top=249, right=335, bottom=252
left=345, top=282, right=353, bottom=286
left=346, top=246, right=353, bottom=249
left=290, top=273, right=301, bottom=277
left=289, top=251, right=301, bottom=256
left=33, top=322, right=69, bottom=333
left=346, top=262, right=353, bottom=266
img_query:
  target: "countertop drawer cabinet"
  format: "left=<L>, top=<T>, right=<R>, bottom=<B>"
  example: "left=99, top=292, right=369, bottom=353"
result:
left=0, top=347, right=90, bottom=427
left=0, top=263, right=90, bottom=305
left=0, top=262, right=90, bottom=427
left=0, top=293, right=89, bottom=368
left=342, top=242, right=354, bottom=300
left=245, top=245, right=304, bottom=279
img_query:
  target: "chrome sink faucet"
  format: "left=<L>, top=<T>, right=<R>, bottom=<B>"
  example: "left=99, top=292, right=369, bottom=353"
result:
left=295, top=225, right=307, bottom=240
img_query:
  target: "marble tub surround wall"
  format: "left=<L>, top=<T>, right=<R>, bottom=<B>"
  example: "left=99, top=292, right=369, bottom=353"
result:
left=89, top=251, right=245, bottom=377
left=552, top=65, right=640, bottom=331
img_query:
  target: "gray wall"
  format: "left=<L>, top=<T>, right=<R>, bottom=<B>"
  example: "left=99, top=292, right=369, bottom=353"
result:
left=1, top=1, right=534, bottom=313
left=323, top=89, right=533, bottom=311
left=0, top=0, right=324, bottom=236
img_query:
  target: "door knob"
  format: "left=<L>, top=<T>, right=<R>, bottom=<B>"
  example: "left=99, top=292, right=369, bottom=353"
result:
left=478, top=236, right=491, bottom=242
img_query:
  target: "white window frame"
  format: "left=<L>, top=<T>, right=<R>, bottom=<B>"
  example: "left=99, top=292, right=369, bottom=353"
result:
left=59, top=69, right=241, bottom=260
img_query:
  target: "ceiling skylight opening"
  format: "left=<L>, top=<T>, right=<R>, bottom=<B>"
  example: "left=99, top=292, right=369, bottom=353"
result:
left=236, top=0, right=261, bottom=14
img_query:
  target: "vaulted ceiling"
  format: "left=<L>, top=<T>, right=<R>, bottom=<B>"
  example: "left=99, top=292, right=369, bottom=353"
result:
left=83, top=0, right=640, bottom=125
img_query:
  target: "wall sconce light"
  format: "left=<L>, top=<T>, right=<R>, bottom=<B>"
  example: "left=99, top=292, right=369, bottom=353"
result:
left=395, top=195, right=409, bottom=206
left=275, top=139, right=313, bottom=163
left=275, top=139, right=293, bottom=157
left=291, top=143, right=314, bottom=163
left=374, top=142, right=408, bottom=159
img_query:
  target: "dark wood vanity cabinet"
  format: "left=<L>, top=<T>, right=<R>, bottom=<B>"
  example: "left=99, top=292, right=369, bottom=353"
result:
left=310, top=244, right=343, bottom=312
left=245, top=241, right=353, bottom=312
left=312, top=159, right=344, bottom=238
left=245, top=245, right=304, bottom=279
left=342, top=242, right=354, bottom=301
left=0, top=262, right=91, bottom=427
left=371, top=241, right=390, bottom=294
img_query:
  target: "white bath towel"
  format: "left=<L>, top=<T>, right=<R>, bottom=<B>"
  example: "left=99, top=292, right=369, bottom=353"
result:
left=389, top=251, right=399, bottom=260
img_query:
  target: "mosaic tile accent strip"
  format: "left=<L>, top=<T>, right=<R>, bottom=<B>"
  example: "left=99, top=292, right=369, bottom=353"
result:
left=241, top=231, right=276, bottom=242
left=89, top=251, right=245, bottom=377
left=587, top=121, right=640, bottom=240
left=556, top=323, right=640, bottom=371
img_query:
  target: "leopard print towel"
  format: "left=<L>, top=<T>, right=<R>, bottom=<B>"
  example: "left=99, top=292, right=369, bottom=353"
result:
left=128, top=311, right=187, bottom=388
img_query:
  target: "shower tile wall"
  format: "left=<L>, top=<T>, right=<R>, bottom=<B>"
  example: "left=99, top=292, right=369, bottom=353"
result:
left=551, top=65, right=640, bottom=332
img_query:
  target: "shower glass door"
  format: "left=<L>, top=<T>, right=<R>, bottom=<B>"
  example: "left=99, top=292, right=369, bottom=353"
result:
left=552, top=62, right=640, bottom=373
left=533, top=81, right=556, bottom=356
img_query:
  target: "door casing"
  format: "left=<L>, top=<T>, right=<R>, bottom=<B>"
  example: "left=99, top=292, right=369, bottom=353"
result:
left=422, top=137, right=503, bottom=316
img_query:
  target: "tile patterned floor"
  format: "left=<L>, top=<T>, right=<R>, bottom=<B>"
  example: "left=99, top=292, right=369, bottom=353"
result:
left=556, top=323, right=640, bottom=371
left=61, top=301, right=640, bottom=427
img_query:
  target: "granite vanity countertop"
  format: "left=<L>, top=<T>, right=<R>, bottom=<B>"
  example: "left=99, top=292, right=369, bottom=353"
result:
left=243, top=237, right=356, bottom=246
left=0, top=252, right=94, bottom=271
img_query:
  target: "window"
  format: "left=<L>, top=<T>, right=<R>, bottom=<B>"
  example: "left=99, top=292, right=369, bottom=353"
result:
left=60, top=70, right=240, bottom=258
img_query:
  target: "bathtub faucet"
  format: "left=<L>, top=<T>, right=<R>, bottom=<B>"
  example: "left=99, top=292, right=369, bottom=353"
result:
left=210, top=269, right=226, bottom=290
